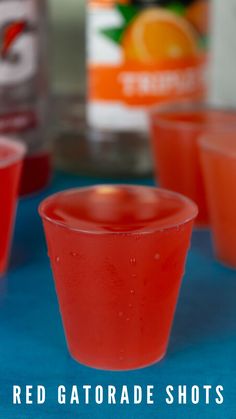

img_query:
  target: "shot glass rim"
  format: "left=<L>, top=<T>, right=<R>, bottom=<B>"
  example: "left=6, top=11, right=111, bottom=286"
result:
left=199, top=131, right=236, bottom=158
left=0, top=137, right=26, bottom=168
left=149, top=101, right=236, bottom=131
left=39, top=184, right=198, bottom=235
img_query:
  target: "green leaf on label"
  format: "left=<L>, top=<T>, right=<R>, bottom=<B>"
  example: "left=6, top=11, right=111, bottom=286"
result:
left=100, top=4, right=139, bottom=45
left=100, top=27, right=125, bottom=45
left=116, top=3, right=139, bottom=25
left=167, top=1, right=186, bottom=15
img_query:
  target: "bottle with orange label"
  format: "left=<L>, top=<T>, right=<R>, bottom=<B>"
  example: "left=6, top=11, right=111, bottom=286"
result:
left=86, top=0, right=209, bottom=176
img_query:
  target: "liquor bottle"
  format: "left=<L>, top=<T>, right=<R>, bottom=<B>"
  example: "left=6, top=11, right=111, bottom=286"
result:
left=86, top=0, right=209, bottom=176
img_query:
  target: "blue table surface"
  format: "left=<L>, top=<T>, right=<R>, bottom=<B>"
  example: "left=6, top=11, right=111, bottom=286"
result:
left=0, top=172, right=235, bottom=419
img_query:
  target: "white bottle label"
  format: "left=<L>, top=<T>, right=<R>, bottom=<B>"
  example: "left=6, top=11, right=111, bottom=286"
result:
left=87, top=0, right=209, bottom=132
left=0, top=0, right=37, bottom=85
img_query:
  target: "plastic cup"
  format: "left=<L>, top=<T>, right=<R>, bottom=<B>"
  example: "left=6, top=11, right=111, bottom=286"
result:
left=149, top=103, right=236, bottom=226
left=200, top=132, right=236, bottom=267
left=39, top=185, right=197, bottom=370
left=0, top=138, right=26, bottom=276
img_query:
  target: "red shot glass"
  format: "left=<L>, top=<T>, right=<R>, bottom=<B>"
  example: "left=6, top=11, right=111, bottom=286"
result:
left=150, top=103, right=236, bottom=226
left=39, top=185, right=197, bottom=370
left=0, top=138, right=26, bottom=276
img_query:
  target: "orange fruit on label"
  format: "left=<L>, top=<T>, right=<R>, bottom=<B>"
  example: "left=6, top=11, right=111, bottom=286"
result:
left=122, top=8, right=199, bottom=64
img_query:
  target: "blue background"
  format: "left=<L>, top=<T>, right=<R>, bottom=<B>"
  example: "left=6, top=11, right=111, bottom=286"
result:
left=0, top=172, right=235, bottom=418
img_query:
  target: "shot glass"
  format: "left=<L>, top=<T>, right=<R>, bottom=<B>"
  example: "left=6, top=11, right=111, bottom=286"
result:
left=149, top=103, right=236, bottom=226
left=0, top=138, right=26, bottom=276
left=200, top=131, right=236, bottom=268
left=39, top=185, right=197, bottom=370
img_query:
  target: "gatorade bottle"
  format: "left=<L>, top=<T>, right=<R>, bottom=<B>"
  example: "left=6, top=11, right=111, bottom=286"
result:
left=86, top=0, right=209, bottom=176
left=0, top=0, right=50, bottom=195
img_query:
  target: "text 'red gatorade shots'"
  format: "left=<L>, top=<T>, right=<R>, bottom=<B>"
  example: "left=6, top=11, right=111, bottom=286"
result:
left=150, top=104, right=236, bottom=226
left=0, top=138, right=26, bottom=276
left=39, top=185, right=197, bottom=370
left=87, top=0, right=209, bottom=132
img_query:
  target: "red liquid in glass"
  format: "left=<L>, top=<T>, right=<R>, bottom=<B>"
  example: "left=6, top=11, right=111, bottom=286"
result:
left=200, top=133, right=236, bottom=267
left=40, top=185, right=197, bottom=370
left=150, top=109, right=236, bottom=226
left=20, top=151, right=51, bottom=196
left=0, top=142, right=24, bottom=275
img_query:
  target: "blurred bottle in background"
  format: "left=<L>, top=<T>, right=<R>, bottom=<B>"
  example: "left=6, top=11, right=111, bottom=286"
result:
left=53, top=0, right=210, bottom=178
left=50, top=0, right=87, bottom=176
left=210, top=0, right=236, bottom=106
left=0, top=0, right=50, bottom=195
left=86, top=0, right=210, bottom=177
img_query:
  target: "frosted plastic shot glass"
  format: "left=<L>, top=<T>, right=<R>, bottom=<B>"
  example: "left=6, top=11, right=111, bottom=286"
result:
left=149, top=103, right=236, bottom=227
left=0, top=138, right=26, bottom=276
left=39, top=185, right=197, bottom=370
left=200, top=131, right=236, bottom=268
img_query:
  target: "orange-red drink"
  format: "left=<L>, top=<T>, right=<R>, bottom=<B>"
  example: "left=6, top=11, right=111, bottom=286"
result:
left=200, top=132, right=236, bottom=268
left=39, top=185, right=197, bottom=370
left=0, top=138, right=26, bottom=276
left=150, top=104, right=236, bottom=226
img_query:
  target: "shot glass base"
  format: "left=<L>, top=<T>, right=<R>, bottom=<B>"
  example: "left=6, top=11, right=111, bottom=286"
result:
left=215, top=254, right=236, bottom=270
left=0, top=262, right=8, bottom=279
left=194, top=222, right=210, bottom=230
left=69, top=350, right=167, bottom=371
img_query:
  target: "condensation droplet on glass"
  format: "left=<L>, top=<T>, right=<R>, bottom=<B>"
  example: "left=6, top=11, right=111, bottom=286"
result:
left=70, top=251, right=78, bottom=257
left=128, top=303, right=133, bottom=308
left=154, top=253, right=160, bottom=261
left=118, top=311, right=123, bottom=317
left=131, top=273, right=137, bottom=278
left=130, top=289, right=135, bottom=295
left=56, top=256, right=60, bottom=263
left=129, top=257, right=136, bottom=265
left=126, top=317, right=130, bottom=321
